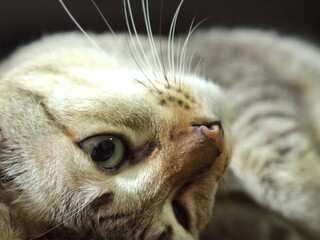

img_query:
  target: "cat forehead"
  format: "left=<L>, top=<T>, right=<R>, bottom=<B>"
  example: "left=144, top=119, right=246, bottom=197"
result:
left=48, top=68, right=223, bottom=115
left=1, top=32, right=226, bottom=127
left=13, top=64, right=224, bottom=120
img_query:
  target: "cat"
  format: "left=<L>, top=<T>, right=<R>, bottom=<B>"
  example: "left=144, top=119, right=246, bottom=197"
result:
left=0, top=0, right=319, bottom=239
left=0, top=1, right=232, bottom=239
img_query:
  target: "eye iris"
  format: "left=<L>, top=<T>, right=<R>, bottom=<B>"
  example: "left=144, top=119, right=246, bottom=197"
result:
left=91, top=139, right=115, bottom=162
left=79, top=135, right=125, bottom=170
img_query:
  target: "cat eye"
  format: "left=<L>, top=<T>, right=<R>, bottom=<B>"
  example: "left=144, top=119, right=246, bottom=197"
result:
left=79, top=135, right=125, bottom=171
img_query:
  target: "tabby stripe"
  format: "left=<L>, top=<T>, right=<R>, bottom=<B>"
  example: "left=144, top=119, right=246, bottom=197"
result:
left=90, top=192, right=114, bottom=212
left=229, top=79, right=300, bottom=122
left=139, top=226, right=148, bottom=240
left=263, top=126, right=300, bottom=146
left=230, top=94, right=288, bottom=122
left=134, top=140, right=162, bottom=164
left=258, top=138, right=310, bottom=174
left=15, top=87, right=72, bottom=137
left=39, top=101, right=72, bottom=137
left=256, top=105, right=294, bottom=123
left=98, top=212, right=133, bottom=223
left=237, top=111, right=295, bottom=139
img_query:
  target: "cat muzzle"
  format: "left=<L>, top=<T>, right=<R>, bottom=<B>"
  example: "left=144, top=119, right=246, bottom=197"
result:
left=164, top=121, right=226, bottom=183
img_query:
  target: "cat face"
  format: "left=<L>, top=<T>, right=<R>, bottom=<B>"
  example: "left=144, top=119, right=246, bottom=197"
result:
left=0, top=33, right=231, bottom=239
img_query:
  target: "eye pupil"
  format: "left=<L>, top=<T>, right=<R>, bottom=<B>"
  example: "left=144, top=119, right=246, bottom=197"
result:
left=91, top=139, right=115, bottom=162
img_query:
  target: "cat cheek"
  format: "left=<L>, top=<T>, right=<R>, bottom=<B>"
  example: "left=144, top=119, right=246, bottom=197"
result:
left=40, top=139, right=59, bottom=162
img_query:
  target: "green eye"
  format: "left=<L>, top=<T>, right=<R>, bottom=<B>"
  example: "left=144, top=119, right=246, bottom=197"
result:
left=79, top=135, right=125, bottom=170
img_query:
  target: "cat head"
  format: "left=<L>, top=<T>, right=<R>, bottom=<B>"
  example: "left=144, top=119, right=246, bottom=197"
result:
left=0, top=32, right=231, bottom=239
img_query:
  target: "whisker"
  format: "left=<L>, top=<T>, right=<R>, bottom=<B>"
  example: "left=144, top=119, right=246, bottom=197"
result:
left=179, top=16, right=210, bottom=89
left=135, top=77, right=164, bottom=95
left=58, top=0, right=107, bottom=56
left=60, top=0, right=178, bottom=99
left=178, top=17, right=195, bottom=89
left=30, top=201, right=88, bottom=240
left=90, top=0, right=117, bottom=38
left=124, top=0, right=153, bottom=72
left=123, top=0, right=162, bottom=93
left=187, top=49, right=197, bottom=74
left=91, top=0, right=155, bottom=84
left=137, top=0, right=171, bottom=96
left=168, top=0, right=184, bottom=80
left=124, top=36, right=164, bottom=94
left=134, top=78, right=148, bottom=88
left=195, top=57, right=204, bottom=77
left=158, top=0, right=170, bottom=87
left=175, top=37, right=182, bottom=84
left=141, top=0, right=162, bottom=73
left=90, top=0, right=160, bottom=92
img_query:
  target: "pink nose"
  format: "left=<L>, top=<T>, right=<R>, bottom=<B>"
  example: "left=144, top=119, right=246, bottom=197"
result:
left=192, top=121, right=223, bottom=141
left=201, top=123, right=222, bottom=141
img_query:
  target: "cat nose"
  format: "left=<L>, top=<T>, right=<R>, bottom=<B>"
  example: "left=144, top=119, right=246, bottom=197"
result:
left=191, top=121, right=224, bottom=140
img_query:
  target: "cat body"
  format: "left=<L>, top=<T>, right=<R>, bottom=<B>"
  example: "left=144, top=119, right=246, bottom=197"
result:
left=0, top=12, right=320, bottom=240
left=190, top=29, right=320, bottom=239
left=193, top=30, right=320, bottom=231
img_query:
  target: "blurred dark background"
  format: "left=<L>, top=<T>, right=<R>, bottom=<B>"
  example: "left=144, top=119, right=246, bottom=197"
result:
left=1, top=0, right=320, bottom=60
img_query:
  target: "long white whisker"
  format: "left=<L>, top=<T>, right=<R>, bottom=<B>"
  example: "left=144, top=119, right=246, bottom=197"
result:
left=195, top=57, right=204, bottom=76
left=91, top=0, right=154, bottom=83
left=187, top=49, right=197, bottom=74
left=175, top=37, right=182, bottom=83
left=178, top=17, right=195, bottom=86
left=168, top=0, right=184, bottom=78
left=124, top=0, right=164, bottom=92
left=30, top=201, right=89, bottom=240
left=92, top=1, right=153, bottom=81
left=126, top=37, right=153, bottom=81
left=158, top=0, right=170, bottom=87
left=179, top=16, right=209, bottom=88
left=141, top=0, right=162, bottom=74
left=90, top=0, right=118, bottom=39
left=126, top=36, right=162, bottom=92
left=59, top=0, right=107, bottom=56
left=135, top=77, right=162, bottom=94
left=60, top=0, right=154, bottom=91
left=124, top=0, right=153, bottom=73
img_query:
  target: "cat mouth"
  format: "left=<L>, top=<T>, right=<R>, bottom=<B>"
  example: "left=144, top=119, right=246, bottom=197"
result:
left=172, top=198, right=190, bottom=231
left=171, top=182, right=193, bottom=232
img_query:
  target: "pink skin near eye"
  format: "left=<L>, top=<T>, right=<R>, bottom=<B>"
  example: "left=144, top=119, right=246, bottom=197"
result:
left=40, top=138, right=58, bottom=162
